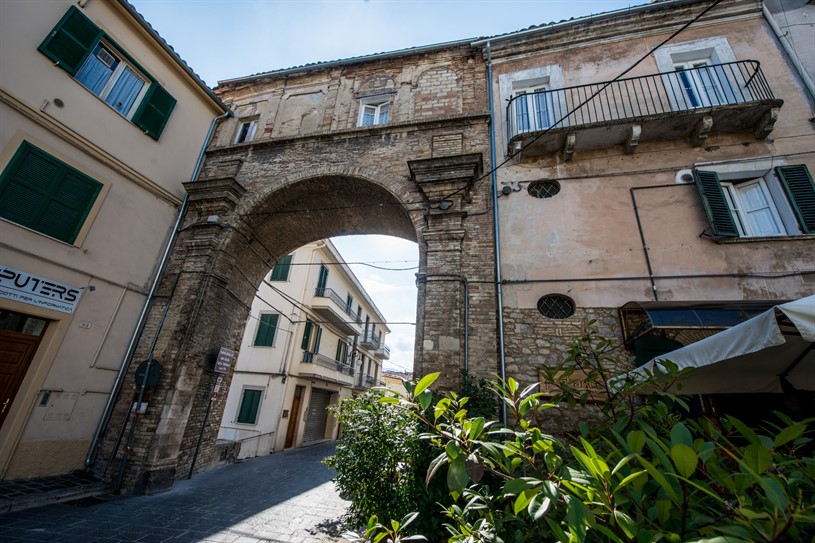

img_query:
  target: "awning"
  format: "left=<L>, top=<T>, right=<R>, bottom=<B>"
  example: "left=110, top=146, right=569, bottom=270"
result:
left=619, top=299, right=784, bottom=345
left=612, top=295, right=815, bottom=394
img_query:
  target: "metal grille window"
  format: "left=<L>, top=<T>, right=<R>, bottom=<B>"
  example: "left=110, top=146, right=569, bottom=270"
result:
left=537, top=295, right=576, bottom=319
left=527, top=180, right=561, bottom=199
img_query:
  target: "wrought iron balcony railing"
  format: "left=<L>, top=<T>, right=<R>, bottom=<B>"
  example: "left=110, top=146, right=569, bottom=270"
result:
left=314, top=287, right=361, bottom=322
left=506, top=60, right=775, bottom=143
left=360, top=330, right=382, bottom=349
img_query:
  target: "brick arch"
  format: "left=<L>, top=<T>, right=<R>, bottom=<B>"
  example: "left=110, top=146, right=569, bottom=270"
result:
left=99, top=109, right=496, bottom=495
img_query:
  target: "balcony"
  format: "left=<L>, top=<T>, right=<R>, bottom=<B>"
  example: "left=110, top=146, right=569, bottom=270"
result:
left=301, top=352, right=354, bottom=382
left=376, top=344, right=390, bottom=360
left=360, top=330, right=382, bottom=350
left=506, top=61, right=782, bottom=159
left=311, top=287, right=362, bottom=336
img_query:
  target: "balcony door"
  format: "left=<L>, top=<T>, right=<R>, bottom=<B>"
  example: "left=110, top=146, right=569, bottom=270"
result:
left=514, top=85, right=554, bottom=133
left=316, top=264, right=328, bottom=296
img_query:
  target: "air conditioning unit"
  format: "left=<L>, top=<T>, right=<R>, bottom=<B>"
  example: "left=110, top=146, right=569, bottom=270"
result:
left=675, top=169, right=694, bottom=184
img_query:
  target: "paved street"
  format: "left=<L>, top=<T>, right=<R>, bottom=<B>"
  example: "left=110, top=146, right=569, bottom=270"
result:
left=0, top=442, right=351, bottom=543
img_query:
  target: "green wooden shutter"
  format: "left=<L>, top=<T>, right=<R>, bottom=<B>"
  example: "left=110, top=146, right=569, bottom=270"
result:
left=38, top=6, right=103, bottom=76
left=693, top=169, right=739, bottom=238
left=254, top=313, right=279, bottom=347
left=236, top=389, right=262, bottom=424
left=313, top=325, right=323, bottom=353
left=0, top=142, right=102, bottom=244
left=776, top=165, right=815, bottom=234
left=132, top=83, right=177, bottom=140
left=270, top=254, right=292, bottom=281
left=301, top=320, right=313, bottom=350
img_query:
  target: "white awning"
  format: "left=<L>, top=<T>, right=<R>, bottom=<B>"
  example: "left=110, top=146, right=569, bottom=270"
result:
left=611, top=295, right=815, bottom=394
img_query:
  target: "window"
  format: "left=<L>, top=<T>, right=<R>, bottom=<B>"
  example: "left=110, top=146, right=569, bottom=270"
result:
left=514, top=84, right=553, bottom=132
left=75, top=43, right=148, bottom=118
left=537, top=295, right=576, bottom=319
left=301, top=319, right=322, bottom=353
left=38, top=6, right=176, bottom=140
left=0, top=142, right=102, bottom=244
left=527, top=180, right=561, bottom=199
left=254, top=313, right=279, bottom=347
left=316, top=264, right=329, bottom=296
left=269, top=254, right=292, bottom=281
left=346, top=294, right=353, bottom=314
left=358, top=100, right=389, bottom=127
left=234, top=119, right=257, bottom=144
left=335, top=339, right=349, bottom=365
left=236, top=388, right=262, bottom=424
left=653, top=37, right=742, bottom=112
left=694, top=165, right=814, bottom=238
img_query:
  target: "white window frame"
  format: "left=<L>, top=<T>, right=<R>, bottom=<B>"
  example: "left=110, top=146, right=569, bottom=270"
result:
left=694, top=158, right=803, bottom=238
left=653, top=37, right=740, bottom=111
left=357, top=97, right=390, bottom=127
left=721, top=178, right=786, bottom=237
left=234, top=119, right=258, bottom=144
left=498, top=65, right=566, bottom=150
left=75, top=41, right=150, bottom=120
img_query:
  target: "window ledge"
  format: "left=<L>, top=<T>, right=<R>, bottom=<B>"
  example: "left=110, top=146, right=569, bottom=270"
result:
left=718, top=233, right=815, bottom=244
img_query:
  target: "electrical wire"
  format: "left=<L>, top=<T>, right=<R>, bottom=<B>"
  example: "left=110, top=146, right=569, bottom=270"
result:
left=442, top=0, right=726, bottom=203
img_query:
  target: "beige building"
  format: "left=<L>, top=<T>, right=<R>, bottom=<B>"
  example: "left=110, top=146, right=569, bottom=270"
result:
left=486, top=0, right=814, bottom=421
left=218, top=240, right=390, bottom=458
left=0, top=0, right=226, bottom=479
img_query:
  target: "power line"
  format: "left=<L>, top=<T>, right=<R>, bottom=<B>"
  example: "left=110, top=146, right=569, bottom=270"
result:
left=442, top=0, right=726, bottom=202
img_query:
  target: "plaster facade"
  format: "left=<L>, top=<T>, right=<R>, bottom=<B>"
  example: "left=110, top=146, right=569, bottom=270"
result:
left=489, top=0, right=815, bottom=424
left=217, top=240, right=390, bottom=458
left=0, top=0, right=226, bottom=479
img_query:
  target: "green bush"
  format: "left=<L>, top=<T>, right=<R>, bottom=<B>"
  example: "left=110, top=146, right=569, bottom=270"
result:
left=339, top=323, right=815, bottom=542
left=323, top=389, right=448, bottom=539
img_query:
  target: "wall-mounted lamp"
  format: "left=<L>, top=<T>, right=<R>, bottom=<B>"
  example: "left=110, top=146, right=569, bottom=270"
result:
left=438, top=200, right=453, bottom=211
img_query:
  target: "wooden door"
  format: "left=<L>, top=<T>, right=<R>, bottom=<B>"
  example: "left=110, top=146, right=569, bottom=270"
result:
left=284, top=385, right=304, bottom=448
left=0, top=330, right=41, bottom=430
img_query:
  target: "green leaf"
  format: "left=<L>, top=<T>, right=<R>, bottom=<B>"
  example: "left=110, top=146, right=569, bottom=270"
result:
left=626, top=430, right=646, bottom=453
left=670, top=444, right=698, bottom=478
left=614, top=470, right=646, bottom=494
left=759, top=476, right=790, bottom=511
left=447, top=453, right=469, bottom=493
left=638, top=456, right=679, bottom=502
left=774, top=422, right=805, bottom=448
left=446, top=441, right=461, bottom=460
left=426, top=452, right=447, bottom=489
left=670, top=422, right=693, bottom=447
left=613, top=509, right=636, bottom=538
left=377, top=396, right=399, bottom=404
left=466, top=454, right=484, bottom=483
left=413, top=372, right=439, bottom=397
left=743, top=443, right=772, bottom=475
left=514, top=488, right=535, bottom=514
left=417, top=390, right=432, bottom=411
left=503, top=478, right=531, bottom=495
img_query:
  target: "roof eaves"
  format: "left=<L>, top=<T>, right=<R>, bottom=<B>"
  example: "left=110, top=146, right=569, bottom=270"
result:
left=115, top=0, right=228, bottom=112
left=470, top=0, right=703, bottom=46
left=216, top=37, right=475, bottom=87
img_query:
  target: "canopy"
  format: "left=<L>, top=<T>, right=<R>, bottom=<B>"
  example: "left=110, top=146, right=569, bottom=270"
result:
left=611, top=295, right=815, bottom=394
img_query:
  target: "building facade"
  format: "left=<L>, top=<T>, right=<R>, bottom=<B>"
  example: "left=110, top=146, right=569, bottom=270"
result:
left=0, top=0, right=226, bottom=479
left=487, top=0, right=814, bottom=426
left=218, top=240, right=390, bottom=458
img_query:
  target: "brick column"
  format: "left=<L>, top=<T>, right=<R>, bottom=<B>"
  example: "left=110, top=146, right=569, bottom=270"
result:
left=410, top=154, right=483, bottom=390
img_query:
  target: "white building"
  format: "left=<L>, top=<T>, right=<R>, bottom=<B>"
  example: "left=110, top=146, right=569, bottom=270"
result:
left=218, top=240, right=390, bottom=458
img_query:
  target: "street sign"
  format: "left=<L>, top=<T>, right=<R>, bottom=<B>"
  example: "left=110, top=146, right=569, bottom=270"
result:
left=213, top=347, right=235, bottom=373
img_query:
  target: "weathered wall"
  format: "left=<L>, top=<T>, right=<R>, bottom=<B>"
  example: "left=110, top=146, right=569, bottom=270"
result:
left=99, top=43, right=498, bottom=492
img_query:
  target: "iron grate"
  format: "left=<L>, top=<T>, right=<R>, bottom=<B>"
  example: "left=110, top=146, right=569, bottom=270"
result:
left=527, top=180, right=561, bottom=199
left=537, top=294, right=575, bottom=319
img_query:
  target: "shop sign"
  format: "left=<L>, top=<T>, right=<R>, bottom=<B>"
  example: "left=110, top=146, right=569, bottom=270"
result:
left=0, top=265, right=82, bottom=314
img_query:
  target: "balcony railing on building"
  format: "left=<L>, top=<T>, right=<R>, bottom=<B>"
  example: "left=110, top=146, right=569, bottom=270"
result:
left=302, top=351, right=355, bottom=375
left=312, top=287, right=362, bottom=336
left=506, top=61, right=781, bottom=158
left=360, top=330, right=381, bottom=349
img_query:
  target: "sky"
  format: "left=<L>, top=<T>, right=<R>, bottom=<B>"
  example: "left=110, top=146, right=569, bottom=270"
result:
left=129, top=0, right=647, bottom=371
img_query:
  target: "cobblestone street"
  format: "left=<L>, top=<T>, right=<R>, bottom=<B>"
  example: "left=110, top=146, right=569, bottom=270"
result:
left=0, top=442, right=350, bottom=543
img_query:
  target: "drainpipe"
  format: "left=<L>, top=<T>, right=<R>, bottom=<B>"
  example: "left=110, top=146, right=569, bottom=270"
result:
left=486, top=41, right=508, bottom=425
left=85, top=110, right=231, bottom=467
left=762, top=3, right=815, bottom=104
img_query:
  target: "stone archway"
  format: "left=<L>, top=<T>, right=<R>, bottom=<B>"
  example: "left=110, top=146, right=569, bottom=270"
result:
left=99, top=116, right=498, bottom=494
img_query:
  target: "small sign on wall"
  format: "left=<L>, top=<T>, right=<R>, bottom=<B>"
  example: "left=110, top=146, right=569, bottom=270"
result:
left=213, top=347, right=235, bottom=374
